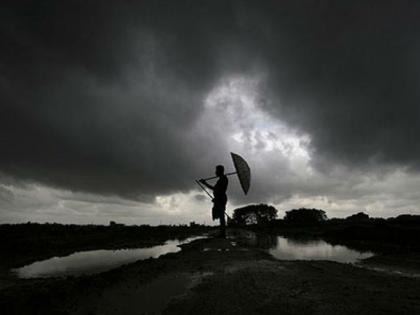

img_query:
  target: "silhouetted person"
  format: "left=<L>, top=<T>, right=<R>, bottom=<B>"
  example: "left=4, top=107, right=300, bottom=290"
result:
left=200, top=165, right=228, bottom=238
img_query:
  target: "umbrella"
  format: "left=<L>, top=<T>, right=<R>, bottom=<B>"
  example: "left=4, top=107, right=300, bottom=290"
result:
left=230, top=152, right=251, bottom=195
left=196, top=152, right=251, bottom=195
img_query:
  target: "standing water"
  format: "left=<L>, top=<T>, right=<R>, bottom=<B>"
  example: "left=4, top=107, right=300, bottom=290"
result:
left=234, top=230, right=374, bottom=263
left=13, top=236, right=206, bottom=279
left=268, top=236, right=374, bottom=262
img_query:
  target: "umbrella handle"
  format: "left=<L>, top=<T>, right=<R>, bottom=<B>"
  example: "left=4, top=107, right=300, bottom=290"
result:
left=195, top=180, right=213, bottom=199
left=202, top=172, right=237, bottom=181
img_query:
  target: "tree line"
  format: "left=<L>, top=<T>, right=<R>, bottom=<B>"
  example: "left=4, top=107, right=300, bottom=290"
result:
left=231, top=204, right=420, bottom=226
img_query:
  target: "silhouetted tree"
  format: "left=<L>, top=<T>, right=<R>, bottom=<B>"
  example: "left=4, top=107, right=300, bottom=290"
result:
left=391, top=214, right=420, bottom=226
left=284, top=208, right=327, bottom=224
left=346, top=212, right=370, bottom=222
left=233, top=204, right=277, bottom=225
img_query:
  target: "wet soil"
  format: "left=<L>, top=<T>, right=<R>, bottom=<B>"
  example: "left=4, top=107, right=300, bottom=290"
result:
left=360, top=253, right=420, bottom=277
left=1, top=231, right=420, bottom=314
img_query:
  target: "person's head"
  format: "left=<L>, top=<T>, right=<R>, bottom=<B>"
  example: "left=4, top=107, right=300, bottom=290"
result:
left=215, top=165, right=224, bottom=177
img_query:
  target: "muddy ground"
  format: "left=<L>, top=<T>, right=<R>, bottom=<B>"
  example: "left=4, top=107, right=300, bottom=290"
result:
left=1, top=229, right=420, bottom=314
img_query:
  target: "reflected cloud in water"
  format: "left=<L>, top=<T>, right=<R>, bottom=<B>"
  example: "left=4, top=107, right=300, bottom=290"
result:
left=234, top=230, right=374, bottom=263
left=269, top=237, right=374, bottom=263
left=13, top=236, right=206, bottom=279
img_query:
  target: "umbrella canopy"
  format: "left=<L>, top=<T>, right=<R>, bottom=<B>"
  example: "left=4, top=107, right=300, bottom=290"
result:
left=230, top=152, right=251, bottom=195
left=199, top=152, right=251, bottom=195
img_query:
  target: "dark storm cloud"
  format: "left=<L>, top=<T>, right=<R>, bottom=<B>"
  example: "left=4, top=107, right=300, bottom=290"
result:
left=0, top=0, right=237, bottom=197
left=253, top=1, right=420, bottom=169
left=1, top=1, right=420, bottom=201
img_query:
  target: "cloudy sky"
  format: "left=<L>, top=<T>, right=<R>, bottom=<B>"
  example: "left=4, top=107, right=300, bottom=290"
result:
left=1, top=1, right=420, bottom=225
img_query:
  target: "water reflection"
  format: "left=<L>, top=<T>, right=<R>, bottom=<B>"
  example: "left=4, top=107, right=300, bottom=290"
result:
left=235, top=231, right=374, bottom=263
left=269, top=237, right=374, bottom=262
left=13, top=236, right=206, bottom=279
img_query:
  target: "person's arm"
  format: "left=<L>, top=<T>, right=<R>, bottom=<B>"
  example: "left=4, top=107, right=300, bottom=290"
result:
left=199, top=179, right=214, bottom=190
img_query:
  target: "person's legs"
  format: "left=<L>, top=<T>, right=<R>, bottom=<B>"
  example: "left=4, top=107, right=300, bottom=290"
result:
left=219, top=212, right=226, bottom=238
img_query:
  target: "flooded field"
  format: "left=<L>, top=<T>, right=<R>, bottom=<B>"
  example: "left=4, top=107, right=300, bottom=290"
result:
left=13, top=231, right=374, bottom=279
left=2, top=228, right=420, bottom=315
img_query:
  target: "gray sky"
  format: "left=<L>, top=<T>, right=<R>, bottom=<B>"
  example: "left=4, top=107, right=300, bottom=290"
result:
left=1, top=1, right=420, bottom=225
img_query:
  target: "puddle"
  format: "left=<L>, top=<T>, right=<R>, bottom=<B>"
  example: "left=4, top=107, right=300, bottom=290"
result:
left=13, top=236, right=206, bottom=279
left=268, top=236, right=374, bottom=263
left=357, top=265, right=420, bottom=278
left=236, top=231, right=374, bottom=263
left=202, top=248, right=230, bottom=252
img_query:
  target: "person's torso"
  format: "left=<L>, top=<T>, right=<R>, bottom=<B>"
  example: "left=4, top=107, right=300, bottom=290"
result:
left=213, top=175, right=228, bottom=201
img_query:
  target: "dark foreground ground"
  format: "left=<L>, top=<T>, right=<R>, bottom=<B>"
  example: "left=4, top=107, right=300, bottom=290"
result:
left=1, top=224, right=420, bottom=314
